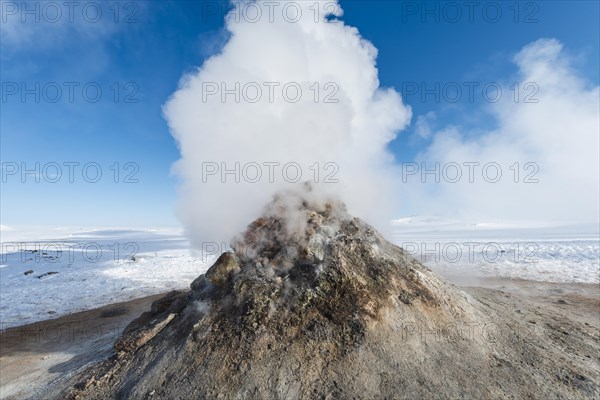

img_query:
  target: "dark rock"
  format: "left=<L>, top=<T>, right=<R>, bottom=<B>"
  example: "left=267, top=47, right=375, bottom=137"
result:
left=190, top=274, right=208, bottom=292
left=38, top=271, right=59, bottom=278
left=115, top=313, right=176, bottom=353
left=204, top=252, right=240, bottom=287
left=398, top=289, right=414, bottom=305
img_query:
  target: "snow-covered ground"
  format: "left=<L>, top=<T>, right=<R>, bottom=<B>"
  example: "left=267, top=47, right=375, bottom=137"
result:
left=1, top=226, right=214, bottom=329
left=391, top=216, right=599, bottom=286
left=1, top=219, right=598, bottom=329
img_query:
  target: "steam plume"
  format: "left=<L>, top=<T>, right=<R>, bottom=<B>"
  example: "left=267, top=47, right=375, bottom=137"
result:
left=164, top=0, right=411, bottom=248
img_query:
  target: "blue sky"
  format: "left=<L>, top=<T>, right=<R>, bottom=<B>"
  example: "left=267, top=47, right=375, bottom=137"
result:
left=1, top=0, right=599, bottom=227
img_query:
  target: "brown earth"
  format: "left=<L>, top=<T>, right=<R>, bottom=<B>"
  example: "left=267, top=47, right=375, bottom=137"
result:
left=0, top=294, right=164, bottom=400
left=1, top=279, right=598, bottom=400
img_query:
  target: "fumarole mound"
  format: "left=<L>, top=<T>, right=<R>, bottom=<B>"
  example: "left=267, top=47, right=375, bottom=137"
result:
left=49, top=194, right=599, bottom=400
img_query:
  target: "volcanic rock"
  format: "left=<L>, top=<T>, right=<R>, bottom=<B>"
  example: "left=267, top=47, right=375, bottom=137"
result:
left=48, top=192, right=600, bottom=399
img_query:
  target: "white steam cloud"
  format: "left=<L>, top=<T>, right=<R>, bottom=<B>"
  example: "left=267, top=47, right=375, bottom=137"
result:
left=404, top=38, right=600, bottom=224
left=164, top=0, right=411, bottom=247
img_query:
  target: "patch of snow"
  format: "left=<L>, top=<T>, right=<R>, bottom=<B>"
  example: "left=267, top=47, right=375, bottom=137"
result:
left=391, top=216, right=599, bottom=285
left=0, top=227, right=213, bottom=329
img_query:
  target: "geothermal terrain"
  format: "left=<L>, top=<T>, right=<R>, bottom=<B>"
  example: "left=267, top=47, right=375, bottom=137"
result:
left=1, top=196, right=598, bottom=399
